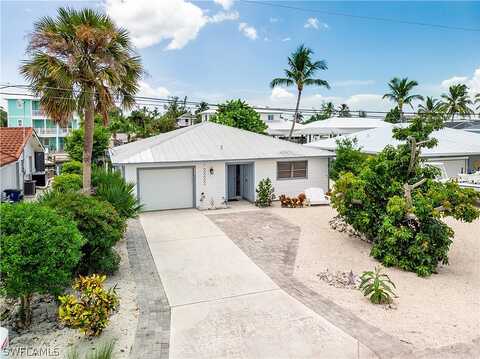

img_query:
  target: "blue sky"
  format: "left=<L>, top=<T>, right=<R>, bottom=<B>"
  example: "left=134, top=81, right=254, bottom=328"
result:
left=1, top=0, right=479, bottom=112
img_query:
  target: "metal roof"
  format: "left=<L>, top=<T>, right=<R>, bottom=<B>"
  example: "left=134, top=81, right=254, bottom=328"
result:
left=300, top=117, right=390, bottom=135
left=110, top=122, right=331, bottom=164
left=306, top=123, right=480, bottom=157
left=266, top=121, right=305, bottom=135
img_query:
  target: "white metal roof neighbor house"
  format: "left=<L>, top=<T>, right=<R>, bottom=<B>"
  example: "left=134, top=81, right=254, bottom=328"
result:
left=300, top=117, right=390, bottom=142
left=306, top=123, right=480, bottom=178
left=110, top=122, right=332, bottom=211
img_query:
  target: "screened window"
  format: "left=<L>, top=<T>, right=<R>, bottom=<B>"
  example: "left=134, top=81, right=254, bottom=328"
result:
left=277, top=161, right=308, bottom=179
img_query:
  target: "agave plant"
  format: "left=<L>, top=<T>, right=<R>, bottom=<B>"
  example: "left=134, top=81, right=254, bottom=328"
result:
left=359, top=267, right=396, bottom=304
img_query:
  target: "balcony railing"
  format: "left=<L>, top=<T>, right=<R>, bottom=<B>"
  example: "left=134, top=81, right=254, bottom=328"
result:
left=34, top=127, right=71, bottom=136
left=32, top=109, right=46, bottom=117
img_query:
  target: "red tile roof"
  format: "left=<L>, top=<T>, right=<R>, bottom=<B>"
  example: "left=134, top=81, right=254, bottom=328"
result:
left=0, top=127, right=33, bottom=167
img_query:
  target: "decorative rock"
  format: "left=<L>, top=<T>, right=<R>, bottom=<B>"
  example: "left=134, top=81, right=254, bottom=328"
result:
left=316, top=269, right=360, bottom=289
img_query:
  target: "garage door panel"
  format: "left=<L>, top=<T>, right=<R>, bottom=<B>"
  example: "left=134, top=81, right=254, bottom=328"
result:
left=139, top=167, right=194, bottom=211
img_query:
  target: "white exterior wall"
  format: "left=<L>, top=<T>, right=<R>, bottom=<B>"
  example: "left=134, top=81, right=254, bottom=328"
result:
left=426, top=157, right=469, bottom=178
left=122, top=161, right=227, bottom=209
left=254, top=157, right=329, bottom=198
left=0, top=162, right=19, bottom=193
left=121, top=156, right=329, bottom=210
left=0, top=137, right=41, bottom=193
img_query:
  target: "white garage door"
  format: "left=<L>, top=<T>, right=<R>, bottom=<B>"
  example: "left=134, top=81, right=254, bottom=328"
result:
left=428, top=158, right=467, bottom=178
left=138, top=167, right=194, bottom=211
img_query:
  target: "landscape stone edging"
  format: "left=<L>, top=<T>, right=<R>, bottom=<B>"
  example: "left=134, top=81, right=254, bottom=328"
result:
left=125, top=219, right=171, bottom=359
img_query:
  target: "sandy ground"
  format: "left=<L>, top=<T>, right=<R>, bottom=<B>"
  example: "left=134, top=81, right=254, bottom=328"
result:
left=1, top=237, right=138, bottom=358
left=270, top=205, right=480, bottom=353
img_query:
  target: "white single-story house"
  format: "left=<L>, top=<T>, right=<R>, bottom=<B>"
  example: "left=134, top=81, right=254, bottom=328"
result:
left=109, top=122, right=332, bottom=211
left=300, top=117, right=391, bottom=143
left=0, top=127, right=45, bottom=194
left=176, top=113, right=196, bottom=128
left=306, top=123, right=480, bottom=178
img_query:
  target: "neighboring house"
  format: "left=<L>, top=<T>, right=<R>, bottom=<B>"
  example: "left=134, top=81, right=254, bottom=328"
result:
left=0, top=127, right=45, bottom=194
left=445, top=120, right=480, bottom=134
left=176, top=113, right=196, bottom=128
left=300, top=117, right=391, bottom=143
left=306, top=123, right=480, bottom=178
left=109, top=122, right=332, bottom=211
left=199, top=107, right=304, bottom=140
left=5, top=95, right=80, bottom=153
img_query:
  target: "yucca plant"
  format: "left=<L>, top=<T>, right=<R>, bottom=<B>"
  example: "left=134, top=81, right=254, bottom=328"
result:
left=359, top=267, right=396, bottom=304
left=96, top=181, right=142, bottom=219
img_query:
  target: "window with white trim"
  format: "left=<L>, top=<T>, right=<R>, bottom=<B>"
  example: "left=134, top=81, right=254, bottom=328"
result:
left=277, top=160, right=308, bottom=179
left=267, top=114, right=274, bottom=121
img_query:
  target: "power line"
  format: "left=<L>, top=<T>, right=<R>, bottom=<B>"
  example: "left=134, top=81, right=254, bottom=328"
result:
left=241, top=0, right=480, bottom=33
left=2, top=84, right=479, bottom=119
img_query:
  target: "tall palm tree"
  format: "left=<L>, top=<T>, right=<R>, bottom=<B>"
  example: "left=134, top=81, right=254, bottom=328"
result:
left=382, top=77, right=423, bottom=120
left=475, top=93, right=480, bottom=113
left=322, top=102, right=335, bottom=118
left=337, top=103, right=351, bottom=117
left=270, top=44, right=330, bottom=139
left=418, top=96, right=442, bottom=114
left=440, top=84, right=474, bottom=121
left=21, top=8, right=142, bottom=193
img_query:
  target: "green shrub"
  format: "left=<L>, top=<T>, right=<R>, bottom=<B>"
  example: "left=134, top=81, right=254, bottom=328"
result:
left=40, top=191, right=125, bottom=274
left=255, top=178, right=275, bottom=208
left=59, top=274, right=119, bottom=337
left=329, top=138, right=368, bottom=181
left=210, top=99, right=268, bottom=134
left=332, top=115, right=480, bottom=276
left=65, top=126, right=110, bottom=163
left=53, top=173, right=83, bottom=192
left=93, top=168, right=142, bottom=218
left=62, top=160, right=83, bottom=175
left=359, top=267, right=396, bottom=304
left=0, top=203, right=84, bottom=328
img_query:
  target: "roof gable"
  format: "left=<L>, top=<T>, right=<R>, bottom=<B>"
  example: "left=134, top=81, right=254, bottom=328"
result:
left=0, top=127, right=34, bottom=166
left=110, top=122, right=331, bottom=164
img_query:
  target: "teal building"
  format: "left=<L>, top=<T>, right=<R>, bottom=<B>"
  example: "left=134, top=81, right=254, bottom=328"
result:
left=6, top=96, right=80, bottom=153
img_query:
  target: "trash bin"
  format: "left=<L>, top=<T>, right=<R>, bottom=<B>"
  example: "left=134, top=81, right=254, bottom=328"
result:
left=23, top=180, right=36, bottom=196
left=3, top=189, right=22, bottom=202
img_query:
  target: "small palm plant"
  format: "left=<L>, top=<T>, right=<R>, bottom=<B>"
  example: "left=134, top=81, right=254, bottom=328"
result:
left=359, top=267, right=396, bottom=304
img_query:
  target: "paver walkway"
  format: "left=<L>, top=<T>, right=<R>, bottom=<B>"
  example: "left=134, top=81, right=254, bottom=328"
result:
left=138, top=209, right=378, bottom=359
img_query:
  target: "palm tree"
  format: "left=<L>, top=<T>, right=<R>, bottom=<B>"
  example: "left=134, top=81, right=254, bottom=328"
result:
left=321, top=102, right=335, bottom=118
left=337, top=103, right=351, bottom=117
left=21, top=8, right=142, bottom=193
left=382, top=77, right=423, bottom=120
left=475, top=93, right=480, bottom=113
left=418, top=97, right=442, bottom=114
left=270, top=44, right=330, bottom=139
left=440, top=84, right=474, bottom=121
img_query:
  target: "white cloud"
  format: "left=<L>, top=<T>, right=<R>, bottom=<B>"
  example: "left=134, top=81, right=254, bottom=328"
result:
left=441, top=76, right=469, bottom=89
left=270, top=87, right=295, bottom=101
left=105, top=0, right=207, bottom=50
left=138, top=81, right=170, bottom=98
left=207, top=10, right=239, bottom=23
left=214, top=0, right=234, bottom=10
left=304, top=17, right=328, bottom=30
left=439, top=67, right=480, bottom=97
left=238, top=22, right=258, bottom=40
left=281, top=37, right=291, bottom=42
left=344, top=94, right=390, bottom=111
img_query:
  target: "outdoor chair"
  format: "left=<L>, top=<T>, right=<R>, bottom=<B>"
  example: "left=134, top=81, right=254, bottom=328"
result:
left=305, top=187, right=330, bottom=206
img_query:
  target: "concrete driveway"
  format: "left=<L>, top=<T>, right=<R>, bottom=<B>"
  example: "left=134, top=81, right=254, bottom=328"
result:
left=140, top=209, right=376, bottom=359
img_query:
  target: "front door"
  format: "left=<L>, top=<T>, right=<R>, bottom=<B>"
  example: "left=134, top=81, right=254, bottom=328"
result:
left=227, top=163, right=255, bottom=202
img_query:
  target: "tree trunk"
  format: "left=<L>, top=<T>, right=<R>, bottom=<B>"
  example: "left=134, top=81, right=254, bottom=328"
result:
left=82, top=90, right=95, bottom=194
left=288, top=90, right=302, bottom=141
left=20, top=294, right=33, bottom=328
left=398, top=100, right=404, bottom=122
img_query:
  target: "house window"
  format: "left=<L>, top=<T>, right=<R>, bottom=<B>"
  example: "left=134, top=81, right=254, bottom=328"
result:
left=277, top=161, right=308, bottom=179
left=267, top=114, right=274, bottom=121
